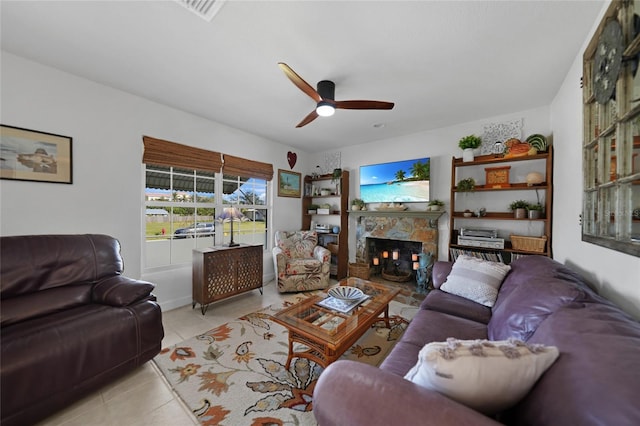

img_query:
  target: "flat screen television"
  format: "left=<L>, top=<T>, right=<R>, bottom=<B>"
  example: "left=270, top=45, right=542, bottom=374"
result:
left=359, top=157, right=430, bottom=203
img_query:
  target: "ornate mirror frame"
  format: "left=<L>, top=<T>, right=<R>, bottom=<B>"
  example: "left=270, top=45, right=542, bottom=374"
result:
left=582, top=0, right=640, bottom=257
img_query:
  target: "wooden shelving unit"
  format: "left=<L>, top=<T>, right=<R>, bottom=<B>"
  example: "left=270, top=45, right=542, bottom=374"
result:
left=449, top=147, right=554, bottom=262
left=302, top=171, right=349, bottom=279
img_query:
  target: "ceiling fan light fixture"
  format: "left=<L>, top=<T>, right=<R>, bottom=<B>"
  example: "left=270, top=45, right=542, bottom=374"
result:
left=278, top=63, right=394, bottom=127
left=316, top=101, right=335, bottom=117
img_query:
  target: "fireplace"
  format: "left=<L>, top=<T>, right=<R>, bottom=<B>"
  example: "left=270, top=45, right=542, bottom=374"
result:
left=367, top=237, right=422, bottom=280
left=354, top=213, right=440, bottom=265
left=353, top=212, right=441, bottom=287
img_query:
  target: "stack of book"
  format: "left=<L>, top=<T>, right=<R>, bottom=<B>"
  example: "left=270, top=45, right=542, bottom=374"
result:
left=449, top=248, right=504, bottom=263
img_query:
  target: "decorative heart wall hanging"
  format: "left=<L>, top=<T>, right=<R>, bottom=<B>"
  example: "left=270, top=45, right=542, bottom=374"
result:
left=287, top=151, right=297, bottom=169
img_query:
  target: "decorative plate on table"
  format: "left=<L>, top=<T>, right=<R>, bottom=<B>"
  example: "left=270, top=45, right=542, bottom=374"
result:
left=328, top=286, right=364, bottom=301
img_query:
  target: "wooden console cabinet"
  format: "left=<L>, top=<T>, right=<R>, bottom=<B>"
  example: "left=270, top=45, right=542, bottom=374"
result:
left=192, top=244, right=263, bottom=314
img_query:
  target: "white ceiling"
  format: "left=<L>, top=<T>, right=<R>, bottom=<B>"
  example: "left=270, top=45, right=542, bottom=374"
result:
left=0, top=1, right=604, bottom=153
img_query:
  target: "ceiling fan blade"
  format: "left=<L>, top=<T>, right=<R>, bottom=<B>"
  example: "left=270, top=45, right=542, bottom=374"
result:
left=296, top=110, right=319, bottom=128
left=278, top=62, right=322, bottom=103
left=335, top=100, right=395, bottom=110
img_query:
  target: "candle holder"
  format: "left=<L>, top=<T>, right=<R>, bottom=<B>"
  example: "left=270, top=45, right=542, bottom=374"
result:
left=380, top=248, right=412, bottom=282
left=371, top=256, right=380, bottom=276
left=413, top=252, right=433, bottom=293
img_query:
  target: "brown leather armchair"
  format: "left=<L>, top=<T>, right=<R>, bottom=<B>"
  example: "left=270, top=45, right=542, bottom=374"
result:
left=0, top=234, right=164, bottom=426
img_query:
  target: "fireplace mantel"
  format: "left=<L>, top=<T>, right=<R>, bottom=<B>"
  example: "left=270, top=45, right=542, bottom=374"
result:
left=349, top=210, right=445, bottom=228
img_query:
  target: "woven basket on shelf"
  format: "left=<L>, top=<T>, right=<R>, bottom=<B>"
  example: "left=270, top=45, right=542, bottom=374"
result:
left=326, top=243, right=339, bottom=255
left=510, top=235, right=547, bottom=253
left=348, top=262, right=370, bottom=279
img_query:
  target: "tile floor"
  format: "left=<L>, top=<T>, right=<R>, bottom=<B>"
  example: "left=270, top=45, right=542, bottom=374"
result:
left=35, top=278, right=427, bottom=426
left=35, top=281, right=285, bottom=426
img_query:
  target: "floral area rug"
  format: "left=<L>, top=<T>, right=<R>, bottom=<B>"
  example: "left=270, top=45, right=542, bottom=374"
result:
left=154, top=295, right=417, bottom=426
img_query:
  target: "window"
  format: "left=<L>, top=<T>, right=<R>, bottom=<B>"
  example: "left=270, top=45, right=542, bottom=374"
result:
left=145, top=165, right=218, bottom=267
left=221, top=174, right=268, bottom=247
left=582, top=1, right=640, bottom=257
left=142, top=136, right=273, bottom=269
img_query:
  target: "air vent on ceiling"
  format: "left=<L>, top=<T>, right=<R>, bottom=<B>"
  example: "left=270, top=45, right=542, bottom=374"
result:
left=175, top=0, right=225, bottom=22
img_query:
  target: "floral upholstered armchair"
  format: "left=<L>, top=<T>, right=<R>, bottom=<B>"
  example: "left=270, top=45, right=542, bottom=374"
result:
left=272, top=230, right=331, bottom=293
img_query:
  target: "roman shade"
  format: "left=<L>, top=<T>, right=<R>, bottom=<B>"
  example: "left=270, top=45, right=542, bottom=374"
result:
left=142, top=136, right=222, bottom=172
left=223, top=154, right=274, bottom=181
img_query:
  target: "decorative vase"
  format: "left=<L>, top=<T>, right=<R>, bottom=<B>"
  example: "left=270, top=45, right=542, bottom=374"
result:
left=462, top=148, right=475, bottom=162
left=528, top=210, right=541, bottom=219
left=351, top=205, right=360, bottom=211
left=515, top=208, right=527, bottom=219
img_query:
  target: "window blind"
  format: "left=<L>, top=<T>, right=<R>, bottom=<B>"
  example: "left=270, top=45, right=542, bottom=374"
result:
left=142, top=136, right=222, bottom=172
left=222, top=154, right=274, bottom=181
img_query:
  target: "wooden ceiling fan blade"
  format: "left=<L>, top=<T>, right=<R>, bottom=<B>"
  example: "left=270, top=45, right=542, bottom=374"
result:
left=335, top=100, right=395, bottom=110
left=278, top=62, right=322, bottom=103
left=296, top=110, right=319, bottom=128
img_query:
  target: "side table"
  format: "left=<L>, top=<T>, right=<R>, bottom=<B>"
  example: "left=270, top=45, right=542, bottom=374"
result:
left=192, top=244, right=263, bottom=315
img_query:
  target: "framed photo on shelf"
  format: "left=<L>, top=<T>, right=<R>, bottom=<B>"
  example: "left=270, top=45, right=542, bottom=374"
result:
left=0, top=125, right=73, bottom=184
left=277, top=168, right=301, bottom=198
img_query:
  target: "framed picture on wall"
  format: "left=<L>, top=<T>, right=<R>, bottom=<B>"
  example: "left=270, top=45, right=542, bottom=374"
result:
left=277, top=168, right=301, bottom=198
left=0, top=125, right=73, bottom=184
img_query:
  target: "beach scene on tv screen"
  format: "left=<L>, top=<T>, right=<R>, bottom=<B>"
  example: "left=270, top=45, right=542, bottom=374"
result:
left=360, top=157, right=430, bottom=203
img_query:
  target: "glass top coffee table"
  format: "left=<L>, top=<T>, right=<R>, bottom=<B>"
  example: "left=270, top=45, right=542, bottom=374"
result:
left=272, top=277, right=400, bottom=369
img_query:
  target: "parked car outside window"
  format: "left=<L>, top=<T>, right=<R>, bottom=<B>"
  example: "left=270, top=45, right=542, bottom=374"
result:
left=174, top=222, right=215, bottom=238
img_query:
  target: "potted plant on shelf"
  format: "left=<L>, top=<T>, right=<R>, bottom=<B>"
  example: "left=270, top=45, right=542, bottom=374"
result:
left=428, top=199, right=445, bottom=211
left=458, top=134, right=483, bottom=162
left=509, top=200, right=529, bottom=219
left=527, top=203, right=543, bottom=219
left=456, top=178, right=476, bottom=192
left=307, top=204, right=319, bottom=214
left=332, top=168, right=342, bottom=195
left=351, top=198, right=366, bottom=211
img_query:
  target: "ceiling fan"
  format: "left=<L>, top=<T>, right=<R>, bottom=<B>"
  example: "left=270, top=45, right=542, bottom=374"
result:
left=278, top=62, right=395, bottom=128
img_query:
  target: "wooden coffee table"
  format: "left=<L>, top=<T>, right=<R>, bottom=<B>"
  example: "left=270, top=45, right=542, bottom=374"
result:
left=272, top=277, right=400, bottom=369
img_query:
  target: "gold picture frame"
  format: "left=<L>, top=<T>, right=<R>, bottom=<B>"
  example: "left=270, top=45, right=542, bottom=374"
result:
left=277, top=169, right=301, bottom=198
left=1, top=125, right=72, bottom=184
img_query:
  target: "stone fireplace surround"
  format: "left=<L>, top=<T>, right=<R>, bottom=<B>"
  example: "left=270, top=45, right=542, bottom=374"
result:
left=352, top=211, right=443, bottom=267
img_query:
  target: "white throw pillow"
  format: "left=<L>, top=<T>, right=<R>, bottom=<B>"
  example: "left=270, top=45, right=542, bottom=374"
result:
left=440, top=255, right=511, bottom=307
left=404, top=338, right=559, bottom=414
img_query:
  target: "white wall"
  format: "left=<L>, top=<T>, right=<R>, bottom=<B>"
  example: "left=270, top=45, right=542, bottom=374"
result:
left=3, top=29, right=639, bottom=319
left=304, top=1, right=639, bottom=321
left=550, top=4, right=640, bottom=320
left=0, top=52, right=306, bottom=310
left=312, top=106, right=552, bottom=263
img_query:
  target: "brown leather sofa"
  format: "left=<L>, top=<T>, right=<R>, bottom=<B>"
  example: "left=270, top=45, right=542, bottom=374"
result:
left=0, top=234, right=164, bottom=426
